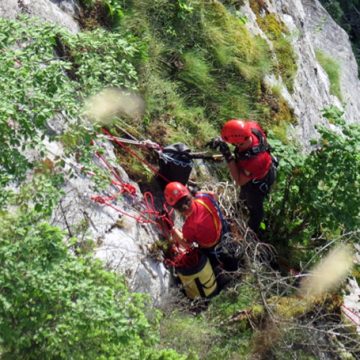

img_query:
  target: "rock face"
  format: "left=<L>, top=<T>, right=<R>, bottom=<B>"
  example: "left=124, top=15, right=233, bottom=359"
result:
left=342, top=277, right=360, bottom=334
left=0, top=0, right=79, bottom=33
left=304, top=0, right=360, bottom=119
left=243, top=0, right=360, bottom=145
left=49, top=140, right=171, bottom=305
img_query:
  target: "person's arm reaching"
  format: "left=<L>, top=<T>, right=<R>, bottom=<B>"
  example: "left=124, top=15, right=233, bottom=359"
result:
left=170, top=227, right=190, bottom=248
left=207, top=137, right=252, bottom=186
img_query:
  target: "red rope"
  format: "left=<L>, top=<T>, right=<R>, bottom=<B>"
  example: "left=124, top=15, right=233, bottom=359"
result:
left=89, top=130, right=186, bottom=245
left=94, top=150, right=137, bottom=196
left=91, top=144, right=197, bottom=265
left=165, top=245, right=200, bottom=269
left=115, top=182, right=136, bottom=196
left=91, top=195, right=154, bottom=224
left=90, top=142, right=176, bottom=231
left=92, top=149, right=137, bottom=203
left=101, top=128, right=171, bottom=184
left=95, top=151, right=123, bottom=185
left=143, top=192, right=174, bottom=225
left=341, top=304, right=360, bottom=325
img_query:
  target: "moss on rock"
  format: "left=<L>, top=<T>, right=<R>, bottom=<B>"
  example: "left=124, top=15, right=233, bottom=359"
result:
left=315, top=49, right=342, bottom=101
left=256, top=13, right=298, bottom=92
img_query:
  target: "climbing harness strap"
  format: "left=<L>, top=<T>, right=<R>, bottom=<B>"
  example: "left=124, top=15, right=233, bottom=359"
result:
left=232, top=127, right=278, bottom=193
left=235, top=128, right=270, bottom=161
left=251, top=162, right=277, bottom=194
left=195, top=193, right=229, bottom=235
left=194, top=198, right=221, bottom=246
left=195, top=194, right=235, bottom=265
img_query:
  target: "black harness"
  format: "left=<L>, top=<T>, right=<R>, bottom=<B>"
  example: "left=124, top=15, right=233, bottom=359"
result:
left=234, top=128, right=278, bottom=192
left=234, top=128, right=270, bottom=161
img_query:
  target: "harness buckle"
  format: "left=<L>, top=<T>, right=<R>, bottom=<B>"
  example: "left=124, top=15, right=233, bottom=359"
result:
left=259, top=182, right=269, bottom=193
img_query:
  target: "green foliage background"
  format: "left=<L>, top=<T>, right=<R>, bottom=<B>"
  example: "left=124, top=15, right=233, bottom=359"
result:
left=265, top=107, right=360, bottom=263
left=0, top=213, right=155, bottom=359
left=0, top=16, right=141, bottom=191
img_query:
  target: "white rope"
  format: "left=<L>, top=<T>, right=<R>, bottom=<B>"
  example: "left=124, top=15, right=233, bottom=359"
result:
left=159, top=152, right=193, bottom=168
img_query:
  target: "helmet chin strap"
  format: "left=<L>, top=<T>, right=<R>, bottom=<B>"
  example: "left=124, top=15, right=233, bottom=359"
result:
left=182, top=200, right=195, bottom=217
left=236, top=136, right=253, bottom=149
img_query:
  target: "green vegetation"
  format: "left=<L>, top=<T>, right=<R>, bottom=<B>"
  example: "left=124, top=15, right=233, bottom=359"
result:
left=0, top=13, right=180, bottom=359
left=159, top=283, right=257, bottom=359
left=315, top=49, right=343, bottom=100
left=249, top=1, right=298, bottom=93
left=202, top=1, right=271, bottom=81
left=265, top=106, right=360, bottom=262
left=0, top=177, right=184, bottom=359
left=0, top=15, right=142, bottom=194
left=122, top=0, right=294, bottom=149
left=0, top=214, right=142, bottom=358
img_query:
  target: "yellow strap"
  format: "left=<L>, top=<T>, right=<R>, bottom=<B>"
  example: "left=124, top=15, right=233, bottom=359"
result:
left=194, top=198, right=221, bottom=239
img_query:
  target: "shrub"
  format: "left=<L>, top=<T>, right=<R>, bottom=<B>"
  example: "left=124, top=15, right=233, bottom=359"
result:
left=0, top=16, right=142, bottom=193
left=0, top=213, right=144, bottom=358
left=0, top=209, right=183, bottom=359
left=266, top=107, right=360, bottom=261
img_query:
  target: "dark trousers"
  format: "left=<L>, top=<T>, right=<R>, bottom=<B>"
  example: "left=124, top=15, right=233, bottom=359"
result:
left=240, top=165, right=276, bottom=234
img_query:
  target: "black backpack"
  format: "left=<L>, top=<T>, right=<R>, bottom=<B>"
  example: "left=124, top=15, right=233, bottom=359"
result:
left=156, top=143, right=193, bottom=190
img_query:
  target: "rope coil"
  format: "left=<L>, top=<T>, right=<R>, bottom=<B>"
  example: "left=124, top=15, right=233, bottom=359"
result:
left=164, top=244, right=200, bottom=269
left=89, top=132, right=176, bottom=235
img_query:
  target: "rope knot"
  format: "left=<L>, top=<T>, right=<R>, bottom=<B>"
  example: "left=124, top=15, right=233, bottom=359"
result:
left=91, top=195, right=106, bottom=204
left=122, top=183, right=136, bottom=195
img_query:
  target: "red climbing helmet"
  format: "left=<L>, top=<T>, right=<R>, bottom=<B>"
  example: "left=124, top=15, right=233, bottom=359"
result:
left=221, top=119, right=252, bottom=144
left=164, top=182, right=190, bottom=206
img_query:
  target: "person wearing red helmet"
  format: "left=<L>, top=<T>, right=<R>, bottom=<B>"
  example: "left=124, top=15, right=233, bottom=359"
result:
left=164, top=181, right=231, bottom=267
left=207, top=119, right=277, bottom=235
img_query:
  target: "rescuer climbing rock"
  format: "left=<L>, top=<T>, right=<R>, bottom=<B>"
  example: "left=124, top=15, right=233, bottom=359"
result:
left=207, top=119, right=277, bottom=235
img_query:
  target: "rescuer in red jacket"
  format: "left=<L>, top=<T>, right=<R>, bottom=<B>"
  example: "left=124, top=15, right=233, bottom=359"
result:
left=208, top=119, right=277, bottom=235
left=164, top=181, right=229, bottom=266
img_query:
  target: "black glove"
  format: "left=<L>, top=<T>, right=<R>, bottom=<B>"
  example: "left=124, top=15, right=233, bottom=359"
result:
left=206, top=137, right=233, bottom=162
left=206, top=137, right=223, bottom=150
left=218, top=142, right=234, bottom=162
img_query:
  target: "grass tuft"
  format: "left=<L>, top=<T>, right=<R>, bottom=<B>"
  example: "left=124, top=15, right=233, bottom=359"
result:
left=203, top=1, right=272, bottom=81
left=315, top=49, right=342, bottom=101
left=178, top=51, right=215, bottom=92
